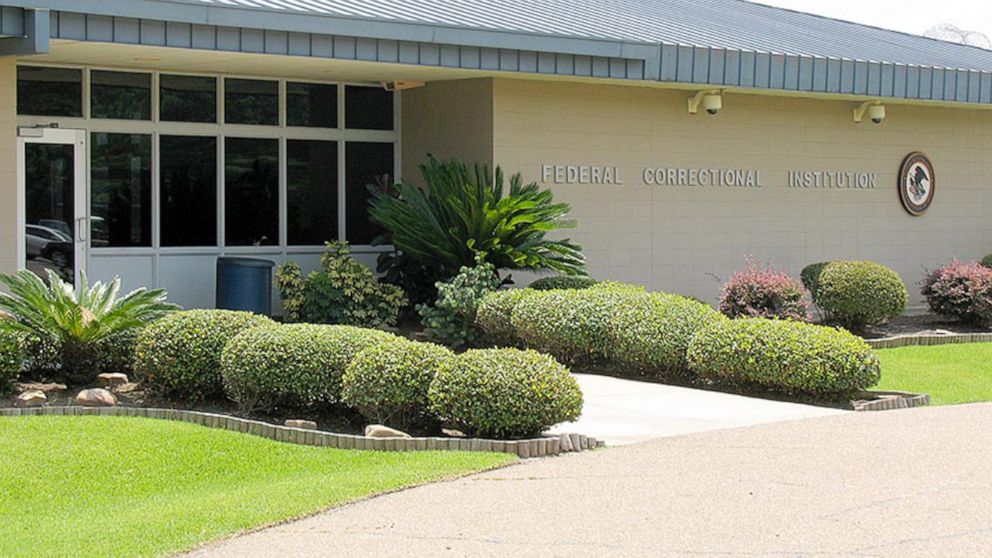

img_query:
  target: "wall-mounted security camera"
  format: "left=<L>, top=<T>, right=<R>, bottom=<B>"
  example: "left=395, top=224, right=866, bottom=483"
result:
left=854, top=101, right=886, bottom=125
left=688, top=90, right=723, bottom=116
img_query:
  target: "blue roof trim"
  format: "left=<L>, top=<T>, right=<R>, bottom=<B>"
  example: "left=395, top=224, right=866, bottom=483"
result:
left=1, top=1, right=991, bottom=106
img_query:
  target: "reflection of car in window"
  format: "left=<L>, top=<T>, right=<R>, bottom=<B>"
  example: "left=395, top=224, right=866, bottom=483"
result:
left=37, top=219, right=71, bottom=238
left=25, top=225, right=72, bottom=259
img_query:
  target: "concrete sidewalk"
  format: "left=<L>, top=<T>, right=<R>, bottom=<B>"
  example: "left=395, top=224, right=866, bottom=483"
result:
left=549, top=373, right=847, bottom=445
left=189, top=404, right=992, bottom=557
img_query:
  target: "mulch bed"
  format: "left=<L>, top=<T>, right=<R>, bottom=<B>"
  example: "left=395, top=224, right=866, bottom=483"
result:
left=848, top=313, right=990, bottom=340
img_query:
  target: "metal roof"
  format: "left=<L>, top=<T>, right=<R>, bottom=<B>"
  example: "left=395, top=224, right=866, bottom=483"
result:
left=189, top=0, right=992, bottom=71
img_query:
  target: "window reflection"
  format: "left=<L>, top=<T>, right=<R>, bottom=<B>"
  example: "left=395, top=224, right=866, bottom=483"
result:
left=160, top=136, right=218, bottom=247
left=91, top=133, right=151, bottom=247
left=225, top=138, right=279, bottom=246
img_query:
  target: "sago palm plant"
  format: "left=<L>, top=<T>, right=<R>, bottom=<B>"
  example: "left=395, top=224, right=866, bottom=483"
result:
left=0, top=269, right=178, bottom=383
left=369, top=158, right=586, bottom=297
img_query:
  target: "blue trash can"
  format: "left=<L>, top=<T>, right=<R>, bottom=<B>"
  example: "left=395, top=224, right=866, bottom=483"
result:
left=216, top=257, right=276, bottom=316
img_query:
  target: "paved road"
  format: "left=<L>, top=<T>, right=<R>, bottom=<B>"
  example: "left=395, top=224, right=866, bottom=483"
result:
left=190, top=404, right=992, bottom=557
left=550, top=373, right=847, bottom=444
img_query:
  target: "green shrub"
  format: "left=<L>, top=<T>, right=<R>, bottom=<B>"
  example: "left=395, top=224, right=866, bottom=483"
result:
left=276, top=241, right=407, bottom=328
left=428, top=348, right=583, bottom=439
left=814, top=261, right=907, bottom=330
left=133, top=310, right=275, bottom=402
left=610, top=293, right=723, bottom=379
left=475, top=289, right=537, bottom=347
left=529, top=276, right=598, bottom=291
left=97, top=329, right=140, bottom=375
left=418, top=258, right=501, bottom=348
left=800, top=262, right=830, bottom=298
left=0, top=329, right=26, bottom=386
left=0, top=270, right=177, bottom=384
left=510, top=289, right=626, bottom=364
left=687, top=318, right=880, bottom=398
left=589, top=280, right=647, bottom=293
left=222, top=324, right=397, bottom=414
left=982, top=254, right=992, bottom=270
left=342, top=338, right=453, bottom=428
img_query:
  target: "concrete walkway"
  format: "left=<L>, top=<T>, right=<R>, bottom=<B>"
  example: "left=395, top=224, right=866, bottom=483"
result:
left=549, top=373, right=847, bottom=445
left=190, top=404, right=992, bottom=557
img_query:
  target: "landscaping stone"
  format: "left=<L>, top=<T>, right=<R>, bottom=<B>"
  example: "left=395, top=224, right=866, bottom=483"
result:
left=97, top=373, right=129, bottom=388
left=15, top=382, right=67, bottom=395
left=284, top=419, right=317, bottom=430
left=442, top=428, right=467, bottom=438
left=365, top=424, right=412, bottom=438
left=74, top=388, right=118, bottom=407
left=559, top=433, right=574, bottom=452
left=14, top=390, right=46, bottom=408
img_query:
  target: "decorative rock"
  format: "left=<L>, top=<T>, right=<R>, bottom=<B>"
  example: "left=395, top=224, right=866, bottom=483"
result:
left=16, top=382, right=67, bottom=395
left=285, top=419, right=317, bottom=430
left=97, top=373, right=129, bottom=388
left=365, top=424, right=412, bottom=438
left=15, top=390, right=47, bottom=408
left=442, top=428, right=467, bottom=438
left=74, top=388, right=117, bottom=407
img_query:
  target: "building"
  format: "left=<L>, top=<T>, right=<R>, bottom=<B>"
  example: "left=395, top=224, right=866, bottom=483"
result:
left=1, top=0, right=991, bottom=310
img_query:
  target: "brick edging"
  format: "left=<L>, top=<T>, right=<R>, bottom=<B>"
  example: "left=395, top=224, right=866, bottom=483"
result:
left=867, top=332, right=992, bottom=349
left=853, top=391, right=931, bottom=411
left=0, top=406, right=603, bottom=458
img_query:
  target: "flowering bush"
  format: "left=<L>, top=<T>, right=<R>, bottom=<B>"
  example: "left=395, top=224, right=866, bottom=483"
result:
left=719, top=260, right=809, bottom=321
left=921, top=260, right=992, bottom=325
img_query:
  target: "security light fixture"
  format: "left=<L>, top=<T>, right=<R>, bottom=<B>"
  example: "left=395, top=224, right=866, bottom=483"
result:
left=854, top=101, right=886, bottom=125
left=688, top=90, right=723, bottom=116
left=381, top=80, right=426, bottom=91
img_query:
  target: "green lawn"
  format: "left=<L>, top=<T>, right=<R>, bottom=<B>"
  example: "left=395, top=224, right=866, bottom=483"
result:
left=875, top=342, right=992, bottom=405
left=0, top=416, right=515, bottom=558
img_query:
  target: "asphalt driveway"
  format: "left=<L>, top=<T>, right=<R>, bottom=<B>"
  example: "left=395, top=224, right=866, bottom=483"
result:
left=189, top=404, right=992, bottom=557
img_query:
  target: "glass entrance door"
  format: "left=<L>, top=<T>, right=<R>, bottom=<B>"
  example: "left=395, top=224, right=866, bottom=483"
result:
left=18, top=128, right=87, bottom=286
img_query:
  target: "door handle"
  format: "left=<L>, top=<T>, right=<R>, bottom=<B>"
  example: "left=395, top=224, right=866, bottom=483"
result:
left=76, top=217, right=87, bottom=243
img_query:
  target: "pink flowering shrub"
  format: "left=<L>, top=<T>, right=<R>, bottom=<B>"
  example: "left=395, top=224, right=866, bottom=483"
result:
left=719, top=260, right=809, bottom=321
left=921, top=260, right=992, bottom=325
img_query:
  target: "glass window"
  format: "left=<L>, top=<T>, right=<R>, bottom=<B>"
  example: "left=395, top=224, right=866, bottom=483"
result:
left=90, top=71, right=151, bottom=120
left=287, top=82, right=338, bottom=128
left=90, top=133, right=152, bottom=247
left=287, top=140, right=338, bottom=245
left=17, top=66, right=83, bottom=117
left=160, top=136, right=218, bottom=247
left=345, top=86, right=393, bottom=130
left=345, top=142, right=393, bottom=245
left=224, top=78, right=279, bottom=125
left=225, top=138, right=279, bottom=246
left=161, top=74, right=217, bottom=123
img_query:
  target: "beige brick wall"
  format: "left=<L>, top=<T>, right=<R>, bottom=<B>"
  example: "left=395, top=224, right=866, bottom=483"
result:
left=401, top=78, right=493, bottom=183
left=491, top=78, right=992, bottom=307
left=0, top=57, right=17, bottom=275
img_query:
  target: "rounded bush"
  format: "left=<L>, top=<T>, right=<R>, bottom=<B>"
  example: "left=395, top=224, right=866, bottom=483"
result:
left=982, top=254, right=992, bottom=270
left=428, top=348, right=583, bottom=439
left=222, top=324, right=397, bottom=413
left=800, top=262, right=830, bottom=298
left=814, top=261, right=907, bottom=330
left=921, top=260, right=992, bottom=325
left=342, top=338, right=453, bottom=428
left=475, top=289, right=537, bottom=347
left=133, top=310, right=275, bottom=402
left=0, top=330, right=26, bottom=385
left=529, top=276, right=598, bottom=291
left=719, top=261, right=809, bottom=321
left=589, top=281, right=647, bottom=293
left=510, top=289, right=626, bottom=364
left=610, top=293, right=723, bottom=379
left=687, top=318, right=880, bottom=397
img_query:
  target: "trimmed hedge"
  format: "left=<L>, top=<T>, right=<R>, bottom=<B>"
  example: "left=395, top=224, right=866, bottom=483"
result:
left=475, top=289, right=537, bottom=347
left=610, top=293, right=723, bottom=379
left=687, top=318, right=880, bottom=397
left=814, top=261, right=907, bottom=330
left=800, top=262, right=830, bottom=298
left=529, top=276, right=598, bottom=291
left=342, top=338, right=453, bottom=428
left=0, top=330, right=25, bottom=385
left=589, top=280, right=647, bottom=293
left=510, top=289, right=625, bottom=364
left=222, top=324, right=397, bottom=414
left=428, top=348, right=583, bottom=439
left=133, top=310, right=275, bottom=402
left=982, top=254, right=992, bottom=270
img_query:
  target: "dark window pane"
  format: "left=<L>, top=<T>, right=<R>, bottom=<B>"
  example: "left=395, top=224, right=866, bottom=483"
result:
left=160, top=136, right=217, bottom=247
left=225, top=138, right=279, bottom=246
left=287, top=140, right=338, bottom=245
left=345, top=142, right=393, bottom=245
left=224, top=78, right=278, bottom=125
left=90, top=71, right=151, bottom=120
left=287, top=82, right=338, bottom=128
left=161, top=74, right=216, bottom=123
left=91, top=133, right=151, bottom=247
left=345, top=86, right=393, bottom=130
left=24, top=143, right=76, bottom=283
left=17, top=66, right=82, bottom=117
